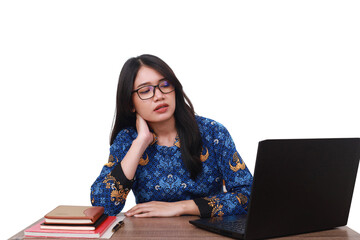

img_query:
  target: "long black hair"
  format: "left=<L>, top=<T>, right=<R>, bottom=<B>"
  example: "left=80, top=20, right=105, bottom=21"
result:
left=110, top=54, right=203, bottom=179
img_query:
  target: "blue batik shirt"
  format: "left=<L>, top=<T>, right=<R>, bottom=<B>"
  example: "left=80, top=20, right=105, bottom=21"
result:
left=91, top=116, right=253, bottom=217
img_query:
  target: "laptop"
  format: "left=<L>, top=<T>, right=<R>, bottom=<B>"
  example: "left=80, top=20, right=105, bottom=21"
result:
left=190, top=138, right=360, bottom=240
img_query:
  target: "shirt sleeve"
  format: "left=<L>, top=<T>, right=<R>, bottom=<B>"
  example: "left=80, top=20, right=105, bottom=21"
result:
left=194, top=121, right=253, bottom=218
left=90, top=129, right=135, bottom=216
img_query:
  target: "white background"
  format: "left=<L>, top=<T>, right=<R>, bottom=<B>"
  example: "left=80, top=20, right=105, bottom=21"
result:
left=1, top=1, right=359, bottom=239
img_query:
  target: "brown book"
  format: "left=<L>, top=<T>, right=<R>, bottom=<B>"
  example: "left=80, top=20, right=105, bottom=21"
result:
left=44, top=205, right=104, bottom=224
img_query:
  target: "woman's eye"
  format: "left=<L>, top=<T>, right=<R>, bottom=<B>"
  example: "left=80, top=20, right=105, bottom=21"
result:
left=160, top=81, right=170, bottom=87
left=139, top=87, right=151, bottom=94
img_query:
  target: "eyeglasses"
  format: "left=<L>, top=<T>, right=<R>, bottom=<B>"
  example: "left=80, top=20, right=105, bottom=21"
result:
left=132, top=79, right=175, bottom=100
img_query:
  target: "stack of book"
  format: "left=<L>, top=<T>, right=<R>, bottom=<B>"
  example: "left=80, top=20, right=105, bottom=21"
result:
left=24, top=205, right=117, bottom=238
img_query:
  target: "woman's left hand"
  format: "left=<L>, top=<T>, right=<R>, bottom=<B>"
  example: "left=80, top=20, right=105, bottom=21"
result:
left=125, top=200, right=200, bottom=217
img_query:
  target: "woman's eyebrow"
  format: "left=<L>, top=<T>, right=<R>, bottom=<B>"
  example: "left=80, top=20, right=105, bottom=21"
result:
left=135, top=78, right=166, bottom=89
left=136, top=81, right=151, bottom=89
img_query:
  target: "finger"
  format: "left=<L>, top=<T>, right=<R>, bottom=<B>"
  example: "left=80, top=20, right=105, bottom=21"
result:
left=125, top=201, right=160, bottom=215
left=126, top=205, right=153, bottom=216
left=134, top=212, right=153, bottom=218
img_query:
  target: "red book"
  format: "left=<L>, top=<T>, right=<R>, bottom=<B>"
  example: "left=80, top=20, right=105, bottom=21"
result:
left=24, top=216, right=116, bottom=238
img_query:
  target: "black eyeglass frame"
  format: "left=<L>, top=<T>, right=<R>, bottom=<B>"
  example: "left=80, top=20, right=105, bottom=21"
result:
left=132, top=79, right=175, bottom=100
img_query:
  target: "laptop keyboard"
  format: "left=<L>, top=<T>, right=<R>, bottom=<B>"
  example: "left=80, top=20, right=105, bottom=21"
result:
left=218, top=219, right=246, bottom=233
left=201, top=216, right=247, bottom=233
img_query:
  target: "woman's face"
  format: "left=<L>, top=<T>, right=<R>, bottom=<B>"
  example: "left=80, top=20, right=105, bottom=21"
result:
left=132, top=66, right=176, bottom=125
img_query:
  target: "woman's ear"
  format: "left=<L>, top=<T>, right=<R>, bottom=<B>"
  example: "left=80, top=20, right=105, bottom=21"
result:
left=130, top=103, right=136, bottom=113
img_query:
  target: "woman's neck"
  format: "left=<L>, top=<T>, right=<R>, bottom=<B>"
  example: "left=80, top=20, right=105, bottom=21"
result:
left=148, top=116, right=177, bottom=147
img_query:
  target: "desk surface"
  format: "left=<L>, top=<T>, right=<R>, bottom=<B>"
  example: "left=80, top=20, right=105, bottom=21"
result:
left=10, top=216, right=360, bottom=240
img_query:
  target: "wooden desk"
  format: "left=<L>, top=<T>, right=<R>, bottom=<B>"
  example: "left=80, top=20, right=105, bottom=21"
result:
left=9, top=216, right=360, bottom=240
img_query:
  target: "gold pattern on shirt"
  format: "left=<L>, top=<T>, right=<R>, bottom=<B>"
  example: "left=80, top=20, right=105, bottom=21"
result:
left=103, top=174, right=118, bottom=189
left=151, top=133, right=157, bottom=145
left=235, top=193, right=248, bottom=205
left=204, top=196, right=224, bottom=217
left=151, top=132, right=181, bottom=148
left=139, top=153, right=149, bottom=166
left=222, top=179, right=228, bottom=193
left=110, top=189, right=128, bottom=204
left=103, top=173, right=129, bottom=204
left=104, top=155, right=115, bottom=167
left=200, top=147, right=209, bottom=162
left=209, top=216, right=224, bottom=223
left=174, top=136, right=181, bottom=148
left=229, top=152, right=246, bottom=172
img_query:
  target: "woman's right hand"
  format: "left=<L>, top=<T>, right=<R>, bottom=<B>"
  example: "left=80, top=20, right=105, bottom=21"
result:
left=120, top=114, right=153, bottom=180
left=135, top=114, right=154, bottom=147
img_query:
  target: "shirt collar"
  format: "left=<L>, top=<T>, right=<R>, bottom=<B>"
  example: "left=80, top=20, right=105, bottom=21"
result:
left=151, top=132, right=180, bottom=148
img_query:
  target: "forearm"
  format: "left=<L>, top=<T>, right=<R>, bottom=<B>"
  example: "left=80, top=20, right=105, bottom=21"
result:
left=125, top=200, right=200, bottom=217
left=120, top=138, right=149, bottom=180
left=177, top=200, right=200, bottom=216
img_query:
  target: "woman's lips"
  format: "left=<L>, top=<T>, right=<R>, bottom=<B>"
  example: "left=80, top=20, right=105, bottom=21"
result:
left=154, top=104, right=169, bottom=113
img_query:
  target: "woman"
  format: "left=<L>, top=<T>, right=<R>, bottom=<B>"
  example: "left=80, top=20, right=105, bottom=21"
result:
left=91, top=54, right=253, bottom=218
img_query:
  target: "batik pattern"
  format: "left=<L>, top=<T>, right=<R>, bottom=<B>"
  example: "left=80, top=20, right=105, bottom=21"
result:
left=91, top=116, right=253, bottom=217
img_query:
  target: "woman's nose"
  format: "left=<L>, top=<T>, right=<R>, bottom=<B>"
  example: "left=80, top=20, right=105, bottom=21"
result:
left=153, top=87, right=164, bottom=100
